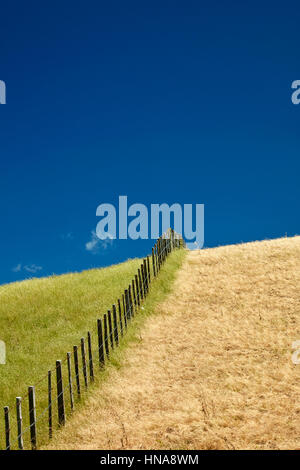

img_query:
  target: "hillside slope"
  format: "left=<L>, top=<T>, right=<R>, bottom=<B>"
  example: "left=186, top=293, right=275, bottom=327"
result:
left=46, top=237, right=300, bottom=450
left=0, top=248, right=186, bottom=450
left=0, top=257, right=143, bottom=449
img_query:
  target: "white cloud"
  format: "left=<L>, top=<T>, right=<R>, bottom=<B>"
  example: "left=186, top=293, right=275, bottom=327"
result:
left=11, top=263, right=43, bottom=275
left=85, top=231, right=99, bottom=253
left=85, top=230, right=113, bottom=254
left=12, top=263, right=22, bottom=273
left=24, top=264, right=43, bottom=274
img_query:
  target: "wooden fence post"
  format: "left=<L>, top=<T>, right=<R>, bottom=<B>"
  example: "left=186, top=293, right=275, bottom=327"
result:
left=147, top=256, right=151, bottom=289
left=147, top=256, right=151, bottom=284
left=112, top=304, right=119, bottom=346
left=28, top=386, right=37, bottom=450
left=4, top=406, right=10, bottom=450
left=132, top=279, right=137, bottom=310
left=131, top=284, right=135, bottom=315
left=80, top=338, right=88, bottom=388
left=48, top=370, right=53, bottom=437
left=67, top=353, right=74, bottom=410
left=73, top=346, right=81, bottom=398
left=127, top=288, right=132, bottom=319
left=152, top=247, right=156, bottom=277
left=140, top=264, right=144, bottom=297
left=97, top=319, right=105, bottom=366
left=138, top=269, right=143, bottom=300
left=118, top=299, right=123, bottom=336
left=103, top=313, right=109, bottom=358
left=143, top=260, right=147, bottom=294
left=144, top=258, right=150, bottom=294
left=87, top=332, right=94, bottom=382
left=122, top=294, right=127, bottom=329
left=16, top=397, right=23, bottom=450
left=107, top=310, right=114, bottom=349
left=135, top=274, right=140, bottom=306
left=56, top=360, right=65, bottom=426
left=129, top=285, right=134, bottom=317
left=124, top=289, right=129, bottom=320
left=141, top=263, right=146, bottom=297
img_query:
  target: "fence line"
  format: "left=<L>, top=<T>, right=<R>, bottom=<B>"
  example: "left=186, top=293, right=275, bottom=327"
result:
left=2, top=229, right=185, bottom=450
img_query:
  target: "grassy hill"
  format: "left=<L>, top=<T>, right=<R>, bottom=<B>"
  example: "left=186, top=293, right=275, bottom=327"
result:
left=0, top=249, right=186, bottom=449
left=45, top=237, right=300, bottom=450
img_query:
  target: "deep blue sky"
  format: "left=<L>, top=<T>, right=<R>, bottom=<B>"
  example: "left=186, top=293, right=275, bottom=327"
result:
left=0, top=1, right=299, bottom=284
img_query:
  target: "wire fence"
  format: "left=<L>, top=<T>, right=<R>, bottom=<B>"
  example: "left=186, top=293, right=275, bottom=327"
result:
left=2, top=229, right=185, bottom=450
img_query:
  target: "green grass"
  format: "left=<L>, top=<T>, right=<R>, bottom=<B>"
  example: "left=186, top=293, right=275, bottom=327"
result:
left=0, top=249, right=186, bottom=450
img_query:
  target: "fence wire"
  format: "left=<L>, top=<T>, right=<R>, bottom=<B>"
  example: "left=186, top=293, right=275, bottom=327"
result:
left=3, top=231, right=184, bottom=450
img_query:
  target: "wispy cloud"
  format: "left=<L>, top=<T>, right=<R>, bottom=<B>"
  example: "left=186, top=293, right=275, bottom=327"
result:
left=85, top=231, right=99, bottom=253
left=85, top=230, right=114, bottom=254
left=61, top=232, right=74, bottom=241
left=24, top=264, right=43, bottom=274
left=12, top=263, right=22, bottom=273
left=11, top=263, right=43, bottom=274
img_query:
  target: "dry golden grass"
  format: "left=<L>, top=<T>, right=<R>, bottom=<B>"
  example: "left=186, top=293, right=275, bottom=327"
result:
left=46, top=237, right=300, bottom=450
